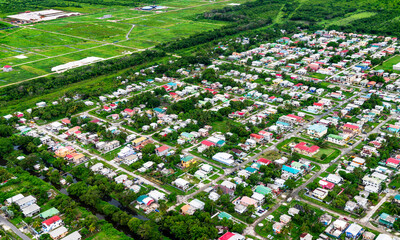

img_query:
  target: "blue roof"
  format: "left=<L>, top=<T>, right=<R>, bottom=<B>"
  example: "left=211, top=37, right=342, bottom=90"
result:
left=154, top=107, right=165, bottom=113
left=167, top=82, right=177, bottom=86
left=308, top=124, right=327, bottom=133
left=245, top=167, right=257, bottom=173
left=276, top=121, right=290, bottom=126
left=282, top=165, right=300, bottom=174
left=395, top=195, right=400, bottom=200
left=217, top=140, right=225, bottom=145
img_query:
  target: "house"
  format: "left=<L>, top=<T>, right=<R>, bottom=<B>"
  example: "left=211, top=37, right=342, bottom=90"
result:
left=293, top=142, right=320, bottom=156
left=387, top=124, right=400, bottom=133
left=319, top=213, right=332, bottom=225
left=218, top=232, right=245, bottom=240
left=394, top=194, right=400, bottom=204
left=240, top=196, right=258, bottom=207
left=319, top=179, right=335, bottom=190
left=218, top=211, right=232, bottom=220
left=273, top=222, right=285, bottom=234
left=181, top=155, right=196, bottom=168
left=307, top=124, right=328, bottom=138
left=3, top=65, right=13, bottom=72
left=147, top=190, right=166, bottom=202
left=250, top=133, right=264, bottom=143
left=255, top=185, right=272, bottom=195
left=189, top=199, right=205, bottom=210
left=386, top=158, right=400, bottom=168
left=173, top=178, right=190, bottom=190
left=60, top=231, right=81, bottom=240
left=257, top=158, right=272, bottom=165
left=155, top=145, right=169, bottom=156
left=362, top=232, right=376, bottom=240
left=344, top=201, right=358, bottom=212
left=312, top=188, right=328, bottom=200
left=15, top=195, right=36, bottom=209
left=22, top=204, right=41, bottom=217
left=40, top=208, right=60, bottom=219
left=379, top=213, right=397, bottom=228
left=5, top=194, right=24, bottom=205
left=300, top=233, right=313, bottom=240
left=327, top=134, right=345, bottom=145
left=180, top=204, right=196, bottom=215
left=42, top=215, right=63, bottom=232
left=345, top=223, right=363, bottom=239
left=326, top=174, right=342, bottom=184
left=342, top=123, right=361, bottom=134
left=282, top=165, right=301, bottom=178
left=212, top=152, right=234, bottom=166
left=49, top=226, right=68, bottom=240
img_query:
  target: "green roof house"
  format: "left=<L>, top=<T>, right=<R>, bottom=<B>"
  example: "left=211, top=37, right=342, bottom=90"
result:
left=40, top=208, right=60, bottom=219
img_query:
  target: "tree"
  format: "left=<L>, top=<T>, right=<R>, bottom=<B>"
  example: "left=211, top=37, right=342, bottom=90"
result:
left=167, top=192, right=177, bottom=202
left=128, top=217, right=142, bottom=233
left=285, top=178, right=296, bottom=190
left=142, top=144, right=156, bottom=155
left=0, top=138, right=13, bottom=159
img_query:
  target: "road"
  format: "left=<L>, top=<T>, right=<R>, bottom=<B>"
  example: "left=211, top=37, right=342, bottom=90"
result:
left=0, top=215, right=31, bottom=240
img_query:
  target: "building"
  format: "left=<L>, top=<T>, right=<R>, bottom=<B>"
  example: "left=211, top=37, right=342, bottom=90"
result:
left=379, top=213, right=397, bottom=228
left=345, top=223, right=363, bottom=239
left=326, top=174, right=342, bottom=184
left=282, top=165, right=301, bottom=178
left=212, top=152, right=234, bottom=166
left=386, top=158, right=400, bottom=168
left=173, top=178, right=190, bottom=190
left=49, top=226, right=68, bottom=240
left=60, top=231, right=81, bottom=240
left=327, top=134, right=345, bottom=145
left=300, top=233, right=313, bottom=240
left=218, top=232, right=245, bottom=240
left=312, top=188, right=329, bottom=200
left=155, top=145, right=170, bottom=156
left=42, top=215, right=63, bottom=232
left=293, top=142, right=320, bottom=156
left=307, top=124, right=328, bottom=138
left=3, top=65, right=12, bottom=72
left=181, top=155, right=196, bottom=168
left=40, top=208, right=60, bottom=219
left=15, top=195, right=36, bottom=209
left=22, top=204, right=41, bottom=217
left=5, top=194, right=24, bottom=205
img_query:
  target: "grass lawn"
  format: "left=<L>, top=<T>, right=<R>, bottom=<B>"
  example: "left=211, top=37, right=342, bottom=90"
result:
left=374, top=55, right=400, bottom=73
left=309, top=72, right=329, bottom=80
left=210, top=174, right=219, bottom=180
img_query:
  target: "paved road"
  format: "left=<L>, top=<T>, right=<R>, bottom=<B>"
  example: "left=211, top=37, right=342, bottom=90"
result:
left=0, top=215, right=31, bottom=240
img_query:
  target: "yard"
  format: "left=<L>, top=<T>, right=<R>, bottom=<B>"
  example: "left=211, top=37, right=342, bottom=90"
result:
left=374, top=55, right=400, bottom=73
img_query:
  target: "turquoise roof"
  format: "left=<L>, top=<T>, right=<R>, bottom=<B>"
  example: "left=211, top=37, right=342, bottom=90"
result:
left=282, top=165, right=300, bottom=174
left=137, top=195, right=148, bottom=202
left=245, top=167, right=257, bottom=173
left=308, top=124, right=327, bottom=133
left=181, top=156, right=194, bottom=162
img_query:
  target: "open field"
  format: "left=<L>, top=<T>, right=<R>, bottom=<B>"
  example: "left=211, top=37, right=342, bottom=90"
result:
left=0, top=0, right=247, bottom=86
left=373, top=55, right=400, bottom=72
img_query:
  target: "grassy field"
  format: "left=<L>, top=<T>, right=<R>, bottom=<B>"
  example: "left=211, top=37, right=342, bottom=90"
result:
left=0, top=0, right=246, bottom=85
left=374, top=55, right=400, bottom=73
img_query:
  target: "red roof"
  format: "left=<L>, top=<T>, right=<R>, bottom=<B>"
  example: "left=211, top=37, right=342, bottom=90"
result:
left=320, top=179, right=335, bottom=189
left=156, top=145, right=169, bottom=152
left=257, top=158, right=271, bottom=165
left=201, top=140, right=215, bottom=147
left=110, top=104, right=117, bottom=107
left=169, top=92, right=177, bottom=96
left=343, top=124, right=359, bottom=130
left=219, top=232, right=235, bottom=240
left=124, top=108, right=133, bottom=113
left=250, top=133, right=263, bottom=139
left=287, top=114, right=303, bottom=120
left=90, top=119, right=100, bottom=123
left=42, top=216, right=61, bottom=226
left=103, top=106, right=110, bottom=110
left=387, top=158, right=400, bottom=165
left=294, top=142, right=320, bottom=153
left=313, top=102, right=323, bottom=106
left=65, top=154, right=73, bottom=159
left=3, top=65, right=11, bottom=68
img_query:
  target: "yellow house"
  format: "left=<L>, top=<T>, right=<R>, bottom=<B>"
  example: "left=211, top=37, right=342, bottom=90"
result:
left=181, top=156, right=196, bottom=168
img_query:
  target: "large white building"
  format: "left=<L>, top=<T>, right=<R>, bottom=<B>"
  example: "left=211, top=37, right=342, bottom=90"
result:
left=212, top=152, right=235, bottom=166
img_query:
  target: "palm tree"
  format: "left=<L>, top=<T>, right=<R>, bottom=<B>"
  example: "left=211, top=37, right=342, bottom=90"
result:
left=32, top=219, right=41, bottom=229
left=89, top=223, right=96, bottom=233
